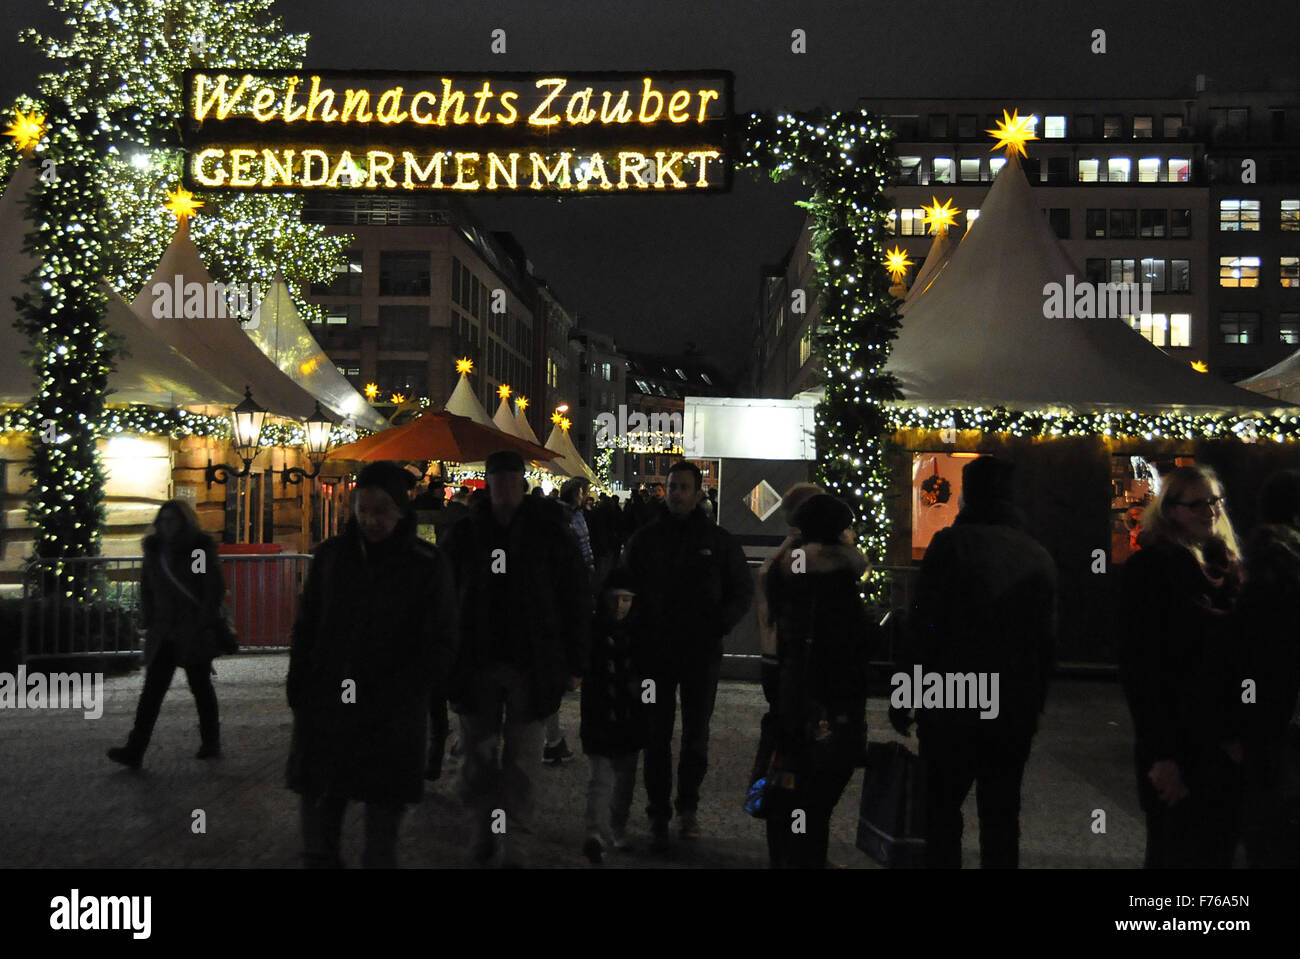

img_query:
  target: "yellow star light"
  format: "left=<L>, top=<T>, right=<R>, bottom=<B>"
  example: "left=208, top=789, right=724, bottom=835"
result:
left=885, top=245, right=914, bottom=281
left=551, top=410, right=564, bottom=425
left=515, top=395, right=529, bottom=411
left=560, top=416, right=571, bottom=431
left=390, top=392, right=408, bottom=405
left=497, top=384, right=512, bottom=399
left=364, top=382, right=379, bottom=400
left=163, top=186, right=204, bottom=223
left=5, top=109, right=46, bottom=154
left=1191, top=360, right=1209, bottom=373
left=986, top=109, right=1037, bottom=158
left=456, top=357, right=474, bottom=375
left=921, top=197, right=961, bottom=236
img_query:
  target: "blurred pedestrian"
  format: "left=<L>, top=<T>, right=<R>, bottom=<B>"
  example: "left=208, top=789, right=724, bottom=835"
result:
left=622, top=461, right=754, bottom=850
left=1233, top=469, right=1300, bottom=867
left=108, top=500, right=226, bottom=769
left=286, top=461, right=459, bottom=868
left=762, top=494, right=871, bottom=868
left=440, top=450, right=590, bottom=866
left=1120, top=464, right=1244, bottom=869
left=542, top=478, right=596, bottom=765
left=580, top=568, right=648, bottom=863
left=903, top=455, right=1057, bottom=869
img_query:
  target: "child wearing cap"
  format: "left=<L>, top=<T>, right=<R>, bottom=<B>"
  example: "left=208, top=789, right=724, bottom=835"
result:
left=580, top=568, right=647, bottom=863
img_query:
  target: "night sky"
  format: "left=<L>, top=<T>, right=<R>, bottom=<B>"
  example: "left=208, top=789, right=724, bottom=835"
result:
left=1, top=0, right=1295, bottom=377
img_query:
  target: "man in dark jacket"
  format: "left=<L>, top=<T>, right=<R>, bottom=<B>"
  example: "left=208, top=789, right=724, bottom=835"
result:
left=899, top=455, right=1057, bottom=869
left=287, top=461, right=459, bottom=868
left=440, top=450, right=591, bottom=866
left=622, top=461, right=754, bottom=850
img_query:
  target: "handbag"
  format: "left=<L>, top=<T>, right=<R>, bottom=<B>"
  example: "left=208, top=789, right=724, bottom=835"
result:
left=856, top=740, right=926, bottom=868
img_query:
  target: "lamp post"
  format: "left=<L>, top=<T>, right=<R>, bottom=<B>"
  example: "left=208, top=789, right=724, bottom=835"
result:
left=205, top=387, right=268, bottom=489
left=281, top=402, right=333, bottom=486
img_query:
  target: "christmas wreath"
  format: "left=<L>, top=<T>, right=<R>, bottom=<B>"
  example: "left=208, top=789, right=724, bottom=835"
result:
left=920, top=473, right=951, bottom=508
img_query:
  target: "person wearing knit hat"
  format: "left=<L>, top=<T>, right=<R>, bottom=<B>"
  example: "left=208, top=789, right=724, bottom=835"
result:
left=761, top=493, right=871, bottom=868
left=286, top=460, right=459, bottom=868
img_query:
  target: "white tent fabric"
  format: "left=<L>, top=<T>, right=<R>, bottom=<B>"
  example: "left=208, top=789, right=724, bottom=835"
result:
left=492, top=397, right=529, bottom=439
left=130, top=224, right=321, bottom=419
left=544, top=424, right=597, bottom=483
left=1, top=162, right=239, bottom=408
left=513, top=405, right=542, bottom=445
left=885, top=152, right=1281, bottom=413
left=444, top=372, right=496, bottom=427
left=1237, top=350, right=1300, bottom=403
left=900, top=228, right=954, bottom=314
left=244, top=276, right=388, bottom=430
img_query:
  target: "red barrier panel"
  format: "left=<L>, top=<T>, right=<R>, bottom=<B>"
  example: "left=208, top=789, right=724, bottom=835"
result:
left=217, top=544, right=300, bottom=648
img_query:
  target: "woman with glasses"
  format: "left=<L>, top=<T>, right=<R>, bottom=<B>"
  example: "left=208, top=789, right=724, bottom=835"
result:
left=1119, top=465, right=1245, bottom=868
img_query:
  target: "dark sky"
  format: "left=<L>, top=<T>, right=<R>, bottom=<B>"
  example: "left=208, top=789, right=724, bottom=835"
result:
left=2, top=0, right=1295, bottom=377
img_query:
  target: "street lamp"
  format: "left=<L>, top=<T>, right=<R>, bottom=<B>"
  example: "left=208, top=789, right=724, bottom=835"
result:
left=205, top=387, right=268, bottom=489
left=281, top=402, right=334, bottom=486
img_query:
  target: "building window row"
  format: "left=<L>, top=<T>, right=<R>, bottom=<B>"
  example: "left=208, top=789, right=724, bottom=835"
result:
left=1085, top=208, right=1192, bottom=239
left=1220, top=199, right=1300, bottom=231
left=1218, top=256, right=1300, bottom=288
left=451, top=256, right=488, bottom=318
left=1086, top=258, right=1191, bottom=292
left=1128, top=313, right=1192, bottom=348
left=1077, top=157, right=1191, bottom=183
left=896, top=113, right=1187, bottom=141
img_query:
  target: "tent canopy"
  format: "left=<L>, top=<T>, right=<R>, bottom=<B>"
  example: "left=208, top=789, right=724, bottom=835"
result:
left=130, top=224, right=322, bottom=419
left=885, top=152, right=1286, bottom=414
left=244, top=276, right=389, bottom=430
left=544, top=423, right=597, bottom=483
left=328, top=409, right=557, bottom=464
left=444, top=372, right=496, bottom=427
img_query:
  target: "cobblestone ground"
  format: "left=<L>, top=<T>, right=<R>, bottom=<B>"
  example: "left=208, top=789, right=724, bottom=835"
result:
left=0, top=655, right=1145, bottom=868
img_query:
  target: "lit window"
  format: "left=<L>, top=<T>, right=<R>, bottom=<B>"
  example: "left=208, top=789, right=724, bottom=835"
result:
left=1132, top=116, right=1153, bottom=138
left=1282, top=200, right=1300, bottom=231
left=932, top=158, right=954, bottom=184
left=966, top=209, right=980, bottom=225
left=959, top=158, right=981, bottom=182
left=897, top=207, right=927, bottom=236
left=1078, top=158, right=1100, bottom=182
left=897, top=156, right=922, bottom=185
left=1169, top=314, right=1191, bottom=347
left=798, top=329, right=812, bottom=366
left=1044, top=115, right=1066, bottom=138
left=1107, top=157, right=1131, bottom=182
left=1138, top=158, right=1161, bottom=182
left=1219, top=256, right=1261, bottom=288
left=1280, top=313, right=1300, bottom=345
left=1130, top=313, right=1167, bottom=347
left=1220, top=199, right=1261, bottom=231
left=1109, top=259, right=1137, bottom=284
left=1282, top=257, right=1300, bottom=288
left=1167, top=158, right=1190, bottom=182
left=1142, top=258, right=1167, bottom=293
left=1103, top=115, right=1124, bottom=138
left=989, top=157, right=1006, bottom=178
left=1220, top=312, right=1260, bottom=343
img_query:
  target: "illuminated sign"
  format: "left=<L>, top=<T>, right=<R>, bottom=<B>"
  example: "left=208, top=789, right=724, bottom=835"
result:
left=181, top=70, right=734, bottom=195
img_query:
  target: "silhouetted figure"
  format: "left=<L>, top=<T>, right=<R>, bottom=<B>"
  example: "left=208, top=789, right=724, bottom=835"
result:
left=287, top=461, right=458, bottom=868
left=108, top=500, right=225, bottom=769
left=1120, top=464, right=1244, bottom=869
left=905, top=456, right=1057, bottom=869
left=440, top=450, right=590, bottom=866
left=622, top=461, right=753, bottom=851
left=763, top=494, right=871, bottom=868
left=1234, top=469, right=1300, bottom=868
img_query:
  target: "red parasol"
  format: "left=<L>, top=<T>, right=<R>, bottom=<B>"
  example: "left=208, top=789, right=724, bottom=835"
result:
left=328, top=409, right=559, bottom=464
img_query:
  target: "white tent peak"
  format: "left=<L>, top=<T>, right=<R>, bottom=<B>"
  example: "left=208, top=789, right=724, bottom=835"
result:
left=444, top=372, right=496, bottom=428
left=492, top=396, right=528, bottom=439
left=884, top=151, right=1282, bottom=413
left=544, top=423, right=597, bottom=483
left=513, top=404, right=542, bottom=445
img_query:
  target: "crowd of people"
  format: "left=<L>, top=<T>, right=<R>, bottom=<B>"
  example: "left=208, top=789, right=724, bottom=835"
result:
left=104, top=453, right=1299, bottom=870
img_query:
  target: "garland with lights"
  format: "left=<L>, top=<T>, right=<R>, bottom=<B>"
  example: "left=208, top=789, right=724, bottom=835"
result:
left=740, top=110, right=902, bottom=587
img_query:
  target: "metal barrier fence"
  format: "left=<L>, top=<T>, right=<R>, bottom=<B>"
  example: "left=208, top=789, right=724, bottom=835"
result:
left=21, top=554, right=312, bottom=663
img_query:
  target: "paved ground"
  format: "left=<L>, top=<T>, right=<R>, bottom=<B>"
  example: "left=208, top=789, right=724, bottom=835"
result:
left=0, top=654, right=1148, bottom=868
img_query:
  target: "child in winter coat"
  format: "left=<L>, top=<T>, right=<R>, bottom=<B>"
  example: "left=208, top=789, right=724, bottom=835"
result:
left=580, top=568, right=647, bottom=863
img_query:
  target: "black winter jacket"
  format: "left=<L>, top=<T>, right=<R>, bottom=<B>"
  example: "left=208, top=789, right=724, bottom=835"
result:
left=1119, top=538, right=1238, bottom=778
left=580, top=612, right=647, bottom=757
left=910, top=504, right=1057, bottom=741
left=286, top=517, right=458, bottom=804
left=621, top=507, right=754, bottom=670
left=140, top=531, right=225, bottom=669
left=440, top=495, right=591, bottom=719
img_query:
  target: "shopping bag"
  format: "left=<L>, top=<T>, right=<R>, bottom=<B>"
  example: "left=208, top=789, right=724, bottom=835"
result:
left=856, top=740, right=926, bottom=868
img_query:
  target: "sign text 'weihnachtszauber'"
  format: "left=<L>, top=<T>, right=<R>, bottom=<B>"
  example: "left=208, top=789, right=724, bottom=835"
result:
left=182, top=70, right=734, bottom=195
